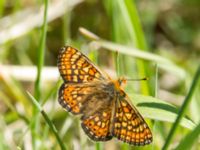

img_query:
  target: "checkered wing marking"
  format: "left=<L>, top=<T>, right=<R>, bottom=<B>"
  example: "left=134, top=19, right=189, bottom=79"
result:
left=113, top=94, right=153, bottom=146
left=57, top=46, right=106, bottom=83
left=58, top=83, right=95, bottom=114
left=81, top=110, right=113, bottom=141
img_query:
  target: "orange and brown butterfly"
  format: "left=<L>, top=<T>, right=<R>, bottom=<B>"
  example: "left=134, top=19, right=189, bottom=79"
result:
left=57, top=46, right=153, bottom=146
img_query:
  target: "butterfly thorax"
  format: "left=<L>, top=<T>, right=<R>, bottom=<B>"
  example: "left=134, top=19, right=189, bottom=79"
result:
left=110, top=77, right=127, bottom=97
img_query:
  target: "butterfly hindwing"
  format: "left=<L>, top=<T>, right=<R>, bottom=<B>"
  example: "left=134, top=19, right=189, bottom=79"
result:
left=59, top=82, right=114, bottom=141
left=59, top=82, right=101, bottom=114
left=81, top=110, right=113, bottom=141
left=113, top=92, right=153, bottom=146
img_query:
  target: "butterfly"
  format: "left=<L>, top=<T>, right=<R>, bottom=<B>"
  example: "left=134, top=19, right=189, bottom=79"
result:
left=57, top=46, right=153, bottom=146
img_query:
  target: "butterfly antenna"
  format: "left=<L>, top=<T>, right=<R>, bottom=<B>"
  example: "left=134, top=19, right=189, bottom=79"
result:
left=126, top=77, right=149, bottom=81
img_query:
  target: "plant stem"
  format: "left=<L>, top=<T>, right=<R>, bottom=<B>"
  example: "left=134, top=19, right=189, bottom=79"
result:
left=33, top=0, right=48, bottom=149
left=34, top=0, right=48, bottom=100
left=162, top=65, right=200, bottom=150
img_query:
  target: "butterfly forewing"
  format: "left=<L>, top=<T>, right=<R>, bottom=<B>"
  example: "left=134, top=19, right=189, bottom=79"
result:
left=57, top=46, right=106, bottom=83
left=113, top=93, right=153, bottom=146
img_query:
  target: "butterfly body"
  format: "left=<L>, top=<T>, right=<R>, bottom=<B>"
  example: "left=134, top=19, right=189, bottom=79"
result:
left=58, top=46, right=153, bottom=146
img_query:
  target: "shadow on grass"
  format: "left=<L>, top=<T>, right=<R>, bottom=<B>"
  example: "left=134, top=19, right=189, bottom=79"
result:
left=137, top=102, right=178, bottom=114
left=137, top=102, right=193, bottom=122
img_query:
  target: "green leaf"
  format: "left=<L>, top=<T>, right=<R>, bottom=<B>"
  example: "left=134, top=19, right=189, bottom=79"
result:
left=129, top=94, right=196, bottom=130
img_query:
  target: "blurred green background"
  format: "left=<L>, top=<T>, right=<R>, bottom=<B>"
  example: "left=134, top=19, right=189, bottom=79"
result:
left=0, top=0, right=199, bottom=150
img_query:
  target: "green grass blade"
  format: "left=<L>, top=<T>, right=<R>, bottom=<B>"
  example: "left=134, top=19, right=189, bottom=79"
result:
left=97, top=40, right=172, bottom=64
left=154, top=63, right=158, bottom=97
left=174, top=122, right=200, bottom=150
left=34, top=0, right=48, bottom=100
left=116, top=0, right=150, bottom=95
left=0, top=0, right=5, bottom=17
left=32, top=0, right=48, bottom=149
left=95, top=143, right=102, bottom=150
left=123, top=0, right=147, bottom=49
left=81, top=28, right=186, bottom=79
left=129, top=94, right=195, bottom=130
left=95, top=40, right=186, bottom=79
left=79, top=28, right=186, bottom=78
left=27, top=92, right=42, bottom=111
left=162, top=65, right=200, bottom=150
left=27, top=92, right=67, bottom=150
left=114, top=51, right=120, bottom=77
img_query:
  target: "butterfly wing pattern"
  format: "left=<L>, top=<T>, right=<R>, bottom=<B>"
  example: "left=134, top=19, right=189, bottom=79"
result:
left=59, top=82, right=114, bottom=141
left=113, top=92, right=152, bottom=145
left=58, top=83, right=92, bottom=114
left=57, top=46, right=106, bottom=83
left=58, top=46, right=114, bottom=140
left=58, top=46, right=153, bottom=146
left=81, top=106, right=113, bottom=141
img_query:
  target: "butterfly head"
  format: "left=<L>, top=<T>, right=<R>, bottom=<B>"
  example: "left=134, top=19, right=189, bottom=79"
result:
left=117, top=77, right=127, bottom=89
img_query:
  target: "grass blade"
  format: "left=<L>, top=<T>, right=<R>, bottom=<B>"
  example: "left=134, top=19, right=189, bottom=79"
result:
left=32, top=0, right=48, bottom=149
left=95, top=143, right=102, bottom=150
left=79, top=28, right=186, bottom=79
left=34, top=0, right=48, bottom=100
left=130, top=94, right=195, bottom=130
left=162, top=65, right=200, bottom=150
left=27, top=92, right=67, bottom=150
left=174, top=122, right=200, bottom=150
